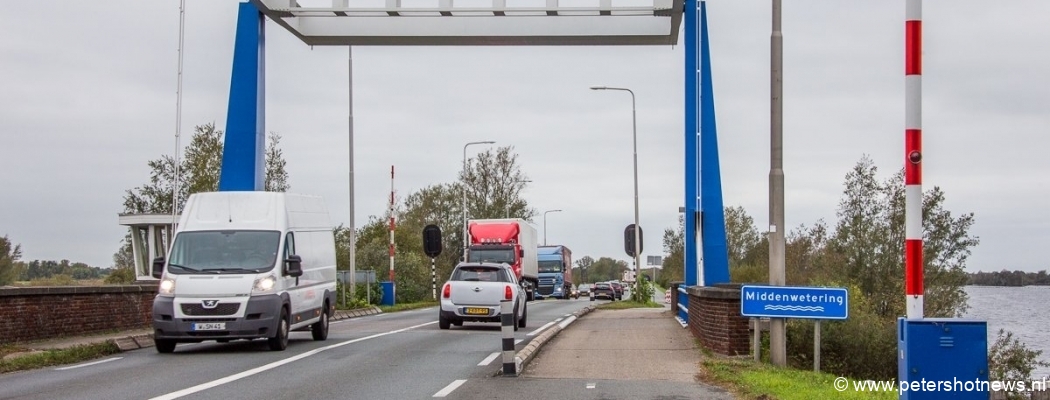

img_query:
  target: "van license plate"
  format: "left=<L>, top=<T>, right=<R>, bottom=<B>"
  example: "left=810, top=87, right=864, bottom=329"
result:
left=193, top=323, right=226, bottom=331
left=465, top=308, right=488, bottom=315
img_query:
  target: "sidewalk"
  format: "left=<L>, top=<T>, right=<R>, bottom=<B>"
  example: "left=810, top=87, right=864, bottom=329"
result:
left=515, top=305, right=732, bottom=398
left=1, top=306, right=382, bottom=361
left=522, top=307, right=705, bottom=381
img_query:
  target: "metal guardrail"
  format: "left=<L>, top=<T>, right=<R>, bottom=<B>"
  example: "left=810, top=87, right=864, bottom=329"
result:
left=676, top=287, right=689, bottom=326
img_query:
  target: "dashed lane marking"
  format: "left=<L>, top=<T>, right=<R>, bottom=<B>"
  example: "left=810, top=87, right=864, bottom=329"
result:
left=433, top=379, right=467, bottom=397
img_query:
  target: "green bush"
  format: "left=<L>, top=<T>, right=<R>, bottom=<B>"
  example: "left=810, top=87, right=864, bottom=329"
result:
left=30, top=274, right=77, bottom=286
left=104, top=266, right=136, bottom=284
left=731, top=263, right=768, bottom=285
left=785, top=283, right=898, bottom=380
left=336, top=281, right=383, bottom=308
left=630, top=279, right=654, bottom=303
left=988, top=328, right=1050, bottom=400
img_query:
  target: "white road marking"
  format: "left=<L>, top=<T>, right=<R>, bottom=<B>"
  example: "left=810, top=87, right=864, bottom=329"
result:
left=478, top=352, right=501, bottom=366
left=515, top=339, right=523, bottom=345
left=526, top=321, right=556, bottom=336
left=586, top=383, right=596, bottom=389
left=554, top=317, right=564, bottom=323
left=557, top=316, right=577, bottom=329
left=433, top=379, right=467, bottom=397
left=54, top=357, right=123, bottom=371
left=149, top=321, right=436, bottom=400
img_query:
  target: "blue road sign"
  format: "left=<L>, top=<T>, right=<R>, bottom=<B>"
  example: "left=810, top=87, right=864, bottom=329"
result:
left=740, top=285, right=848, bottom=320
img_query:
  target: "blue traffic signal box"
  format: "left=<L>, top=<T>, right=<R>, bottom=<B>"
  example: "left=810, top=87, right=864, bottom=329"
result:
left=898, top=318, right=988, bottom=399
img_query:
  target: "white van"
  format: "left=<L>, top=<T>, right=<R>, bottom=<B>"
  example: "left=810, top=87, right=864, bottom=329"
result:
left=150, top=191, right=338, bottom=353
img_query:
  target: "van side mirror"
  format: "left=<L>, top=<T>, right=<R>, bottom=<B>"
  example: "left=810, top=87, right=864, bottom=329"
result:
left=519, top=249, right=524, bottom=258
left=285, top=255, right=303, bottom=277
left=151, top=257, right=165, bottom=279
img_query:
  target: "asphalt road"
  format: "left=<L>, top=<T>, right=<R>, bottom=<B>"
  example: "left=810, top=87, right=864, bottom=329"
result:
left=0, top=297, right=600, bottom=400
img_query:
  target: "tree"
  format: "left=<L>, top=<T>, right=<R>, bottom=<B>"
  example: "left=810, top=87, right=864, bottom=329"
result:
left=330, top=145, right=538, bottom=303
left=122, top=123, right=291, bottom=215
left=827, top=156, right=976, bottom=318
left=1, top=235, right=23, bottom=286
left=460, top=146, right=536, bottom=222
left=659, top=215, right=685, bottom=287
left=724, top=206, right=761, bottom=269
left=574, top=256, right=595, bottom=283
left=105, top=234, right=137, bottom=284
left=582, top=257, right=629, bottom=283
left=116, top=123, right=292, bottom=273
left=264, top=132, right=290, bottom=192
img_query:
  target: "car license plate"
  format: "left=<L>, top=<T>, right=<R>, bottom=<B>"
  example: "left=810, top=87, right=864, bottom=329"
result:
left=192, top=322, right=226, bottom=331
left=465, top=307, right=489, bottom=315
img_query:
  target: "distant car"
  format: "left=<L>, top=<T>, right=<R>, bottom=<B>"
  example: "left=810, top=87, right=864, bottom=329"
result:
left=609, top=281, right=624, bottom=300
left=577, top=284, right=591, bottom=298
left=439, top=262, right=527, bottom=330
left=590, top=282, right=616, bottom=301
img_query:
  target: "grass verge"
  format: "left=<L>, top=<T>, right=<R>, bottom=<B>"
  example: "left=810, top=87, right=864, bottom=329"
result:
left=596, top=300, right=663, bottom=310
left=0, top=342, right=121, bottom=374
left=698, top=356, right=896, bottom=400
left=379, top=301, right=438, bottom=313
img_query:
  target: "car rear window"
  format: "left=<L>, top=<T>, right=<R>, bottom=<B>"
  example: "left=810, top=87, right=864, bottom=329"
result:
left=452, top=266, right=510, bottom=283
left=595, top=283, right=610, bottom=289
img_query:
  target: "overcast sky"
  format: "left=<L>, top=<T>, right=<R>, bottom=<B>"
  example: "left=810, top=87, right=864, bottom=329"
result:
left=1, top=1, right=1047, bottom=274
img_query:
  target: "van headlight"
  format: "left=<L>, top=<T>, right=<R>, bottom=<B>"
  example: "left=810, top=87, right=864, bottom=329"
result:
left=158, top=278, right=176, bottom=296
left=253, top=274, right=277, bottom=294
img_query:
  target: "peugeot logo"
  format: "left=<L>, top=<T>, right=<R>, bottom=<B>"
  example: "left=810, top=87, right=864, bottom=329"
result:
left=472, top=287, right=481, bottom=293
left=201, top=300, right=219, bottom=309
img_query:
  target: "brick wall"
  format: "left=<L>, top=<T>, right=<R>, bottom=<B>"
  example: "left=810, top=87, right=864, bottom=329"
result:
left=686, top=284, right=750, bottom=356
left=0, top=285, right=156, bottom=345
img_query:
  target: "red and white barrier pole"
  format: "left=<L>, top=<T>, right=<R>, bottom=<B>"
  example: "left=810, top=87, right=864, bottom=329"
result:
left=904, top=0, right=923, bottom=319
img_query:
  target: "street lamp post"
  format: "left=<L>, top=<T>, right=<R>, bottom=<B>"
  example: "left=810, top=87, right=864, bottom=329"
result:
left=463, top=141, right=496, bottom=259
left=542, top=209, right=562, bottom=246
left=590, top=85, right=641, bottom=297
left=506, top=179, right=532, bottom=217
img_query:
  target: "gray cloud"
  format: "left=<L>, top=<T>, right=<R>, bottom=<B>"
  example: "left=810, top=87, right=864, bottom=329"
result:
left=1, top=0, right=1046, bottom=274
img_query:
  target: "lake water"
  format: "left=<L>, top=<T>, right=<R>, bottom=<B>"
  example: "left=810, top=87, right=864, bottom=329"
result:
left=963, top=285, right=1050, bottom=379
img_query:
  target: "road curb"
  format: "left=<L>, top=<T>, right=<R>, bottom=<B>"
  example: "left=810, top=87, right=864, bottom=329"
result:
left=113, top=334, right=155, bottom=351
left=333, top=305, right=382, bottom=321
left=501, top=305, right=597, bottom=376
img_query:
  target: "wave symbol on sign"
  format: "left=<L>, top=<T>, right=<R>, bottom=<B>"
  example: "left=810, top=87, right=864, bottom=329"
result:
left=764, top=305, right=824, bottom=312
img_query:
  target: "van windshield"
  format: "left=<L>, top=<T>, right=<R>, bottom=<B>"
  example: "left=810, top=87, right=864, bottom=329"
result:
left=168, top=230, right=280, bottom=274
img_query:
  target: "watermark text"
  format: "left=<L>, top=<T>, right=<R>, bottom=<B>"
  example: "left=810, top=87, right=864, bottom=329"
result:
left=833, top=376, right=1049, bottom=393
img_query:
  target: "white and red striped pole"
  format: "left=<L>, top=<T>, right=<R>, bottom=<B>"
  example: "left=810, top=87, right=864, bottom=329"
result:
left=389, top=165, right=396, bottom=283
left=904, top=0, right=924, bottom=319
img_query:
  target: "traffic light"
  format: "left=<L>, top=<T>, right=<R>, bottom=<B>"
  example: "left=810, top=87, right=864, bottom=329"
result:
left=624, top=224, right=643, bottom=257
left=422, top=224, right=443, bottom=258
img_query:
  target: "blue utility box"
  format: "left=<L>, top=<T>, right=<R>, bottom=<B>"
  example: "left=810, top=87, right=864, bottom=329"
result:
left=898, top=318, right=988, bottom=399
left=380, top=281, right=396, bottom=306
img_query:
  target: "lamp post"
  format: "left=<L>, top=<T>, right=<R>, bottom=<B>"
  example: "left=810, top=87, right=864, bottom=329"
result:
left=542, top=209, right=562, bottom=246
left=590, top=85, right=641, bottom=297
left=506, top=179, right=532, bottom=217
left=462, top=141, right=496, bottom=259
